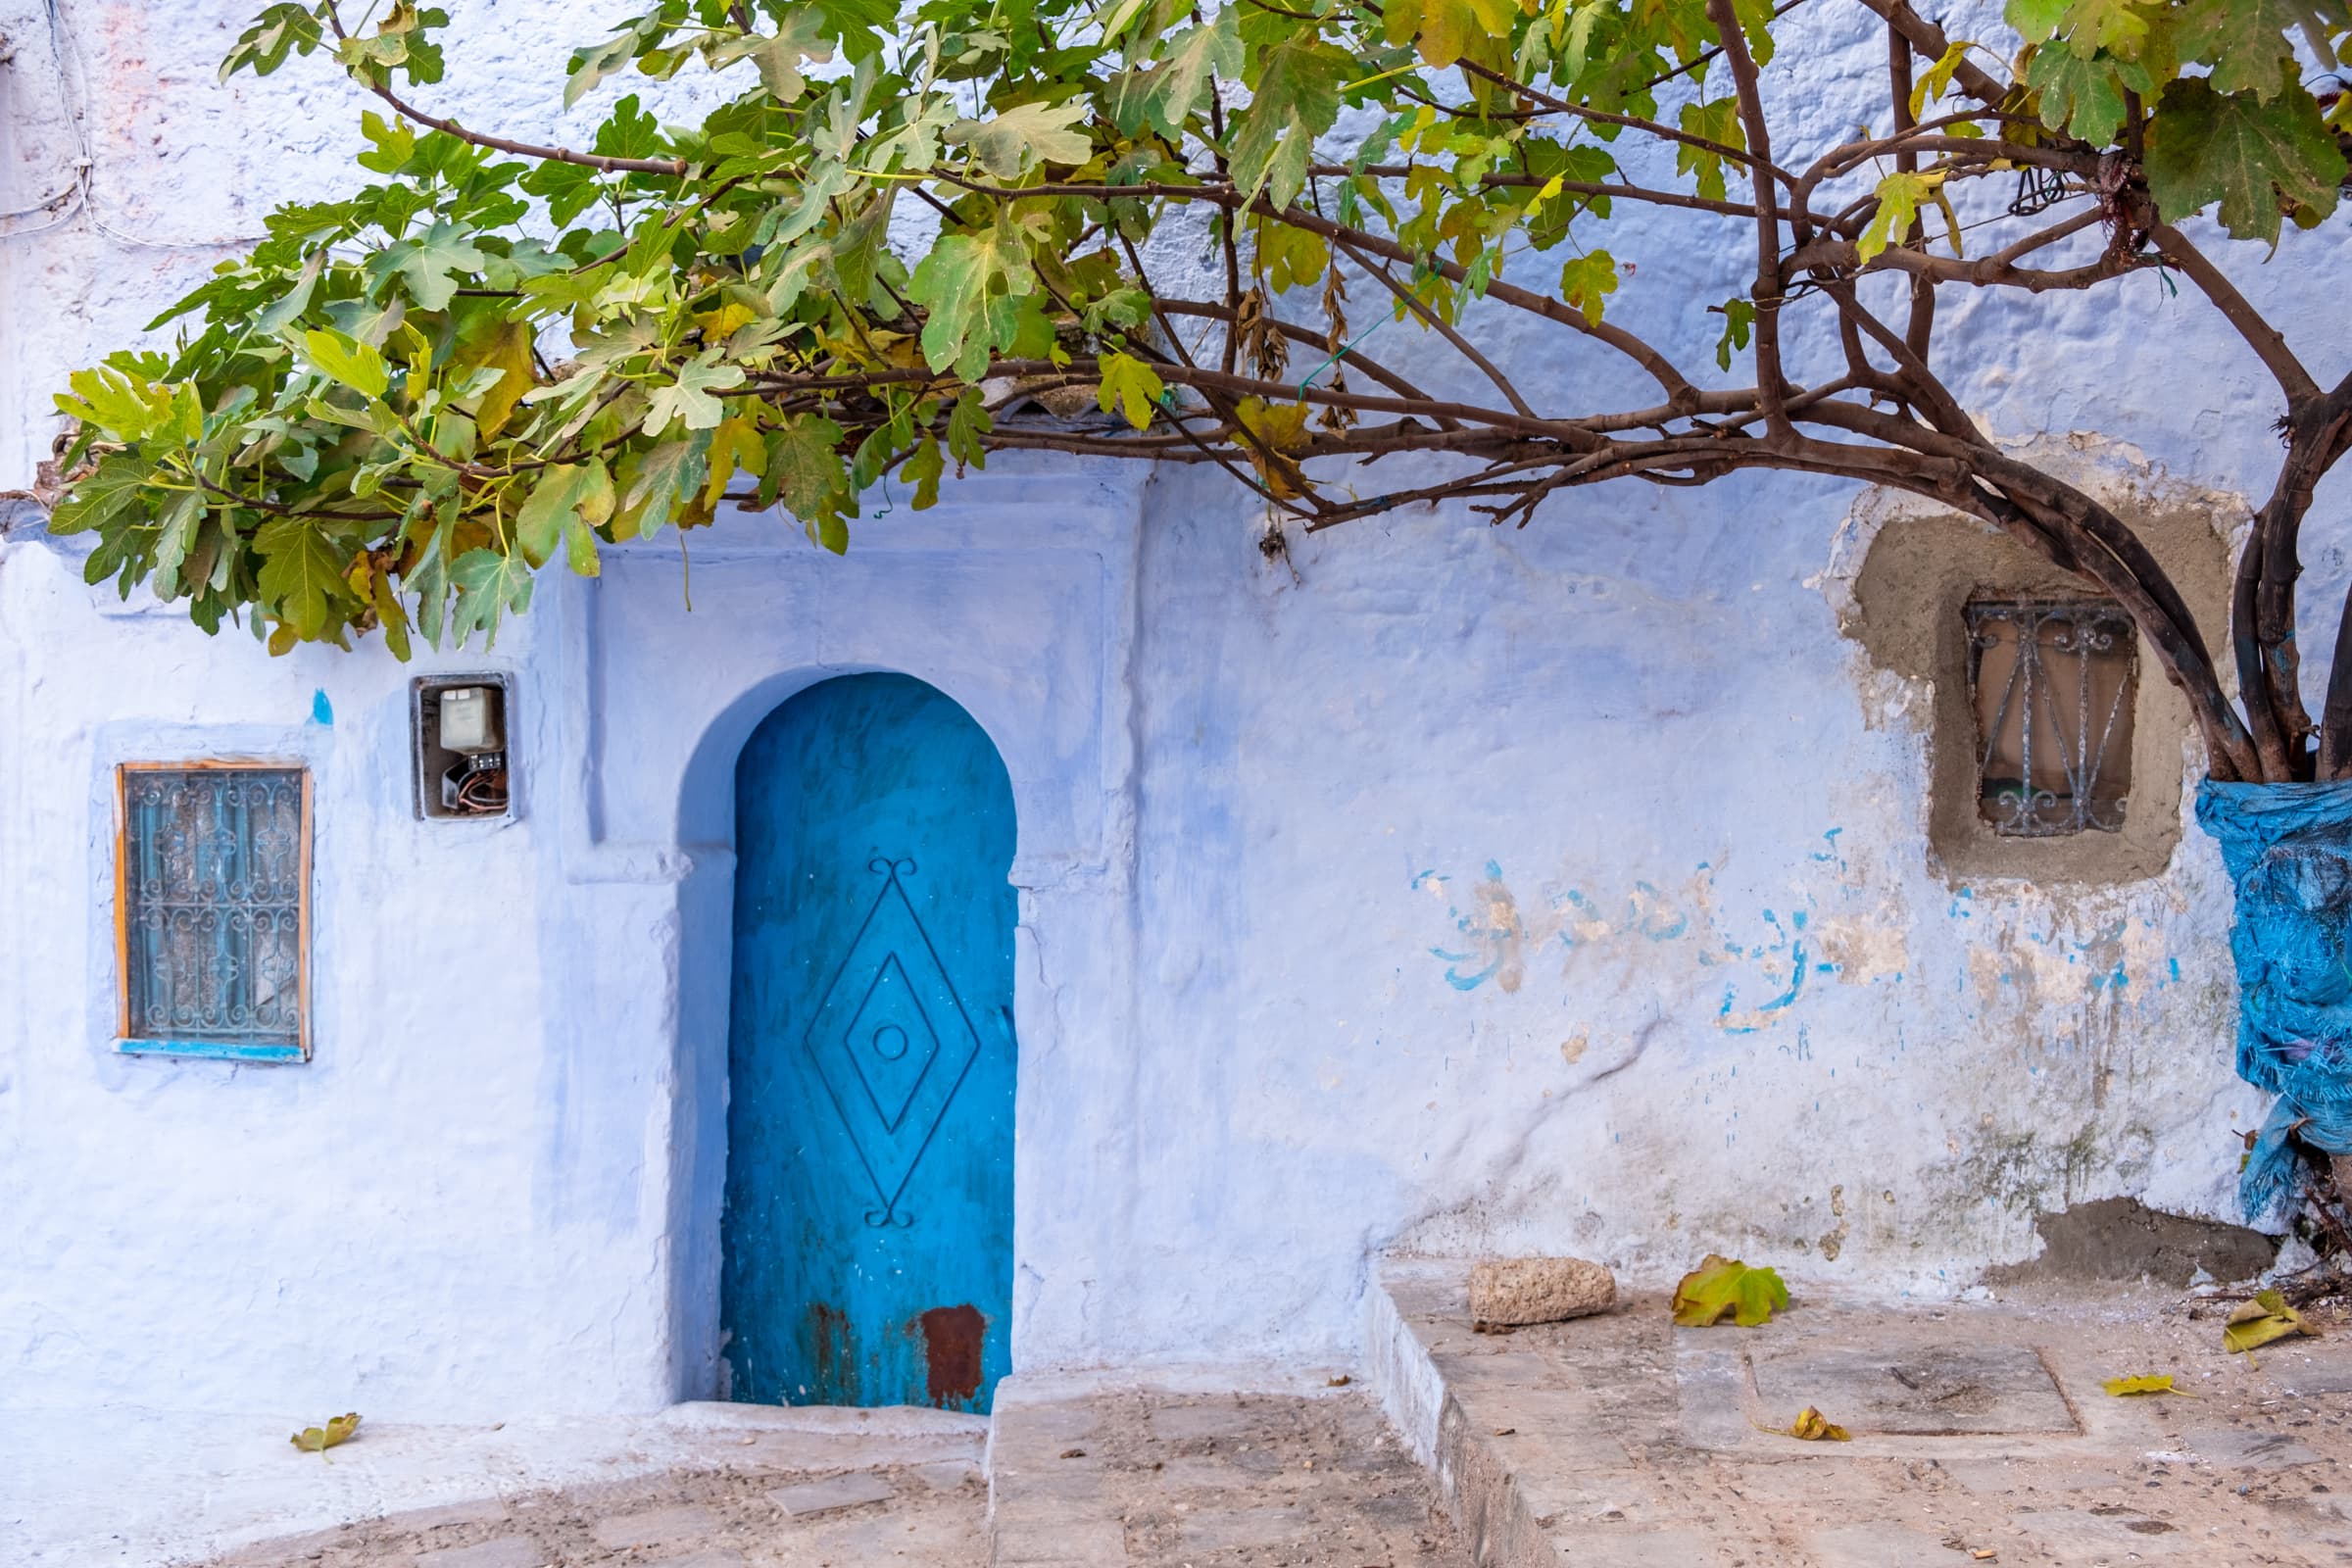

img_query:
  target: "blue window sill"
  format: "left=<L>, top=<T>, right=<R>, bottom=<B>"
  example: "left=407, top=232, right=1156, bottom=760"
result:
left=116, top=1038, right=307, bottom=1063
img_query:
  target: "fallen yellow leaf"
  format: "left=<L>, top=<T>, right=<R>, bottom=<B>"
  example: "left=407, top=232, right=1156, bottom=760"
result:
left=2102, top=1374, right=2196, bottom=1397
left=1672, top=1255, right=1789, bottom=1327
left=290, top=1411, right=361, bottom=1453
left=2225, top=1289, right=2316, bottom=1358
left=1785, top=1405, right=1851, bottom=1442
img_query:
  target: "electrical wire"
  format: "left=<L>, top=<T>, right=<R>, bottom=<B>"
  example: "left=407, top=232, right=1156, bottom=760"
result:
left=0, top=0, right=269, bottom=248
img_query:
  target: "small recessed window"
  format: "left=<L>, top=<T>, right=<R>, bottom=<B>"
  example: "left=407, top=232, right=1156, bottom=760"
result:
left=115, top=764, right=311, bottom=1061
left=1966, top=600, right=2136, bottom=837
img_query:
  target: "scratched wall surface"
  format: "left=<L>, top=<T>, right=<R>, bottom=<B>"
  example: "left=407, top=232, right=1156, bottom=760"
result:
left=3, top=0, right=2349, bottom=1419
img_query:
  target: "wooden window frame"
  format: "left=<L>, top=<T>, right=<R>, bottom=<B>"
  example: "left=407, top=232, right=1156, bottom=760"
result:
left=113, top=760, right=315, bottom=1063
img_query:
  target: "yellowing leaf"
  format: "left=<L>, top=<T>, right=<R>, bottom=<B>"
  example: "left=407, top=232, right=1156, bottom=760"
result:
left=2103, top=1373, right=2196, bottom=1396
left=703, top=414, right=767, bottom=511
left=515, top=459, right=615, bottom=571
left=1909, top=38, right=1979, bottom=119
left=1393, top=0, right=1522, bottom=70
left=1671, top=1254, right=1788, bottom=1327
left=1097, top=351, right=1166, bottom=431
left=698, top=302, right=760, bottom=343
left=468, top=322, right=537, bottom=439
left=2225, top=1288, right=2317, bottom=1356
left=1235, top=397, right=1311, bottom=498
left=1786, top=1406, right=1851, bottom=1441
left=1857, top=170, right=1948, bottom=266
left=1558, top=250, right=1619, bottom=325
left=290, top=1411, right=361, bottom=1453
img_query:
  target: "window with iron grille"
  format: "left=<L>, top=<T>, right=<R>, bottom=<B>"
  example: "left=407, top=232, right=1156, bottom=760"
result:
left=115, top=764, right=311, bottom=1061
left=1965, top=600, right=2136, bottom=837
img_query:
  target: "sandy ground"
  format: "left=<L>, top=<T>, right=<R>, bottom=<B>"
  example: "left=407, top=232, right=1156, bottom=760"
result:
left=160, top=1388, right=1473, bottom=1568
left=195, top=1463, right=991, bottom=1568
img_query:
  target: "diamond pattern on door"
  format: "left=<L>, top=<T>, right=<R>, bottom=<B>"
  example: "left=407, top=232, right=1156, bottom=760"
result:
left=801, top=858, right=983, bottom=1227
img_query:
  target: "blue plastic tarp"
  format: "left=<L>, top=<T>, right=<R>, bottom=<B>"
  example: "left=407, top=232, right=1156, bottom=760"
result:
left=2195, top=777, right=2352, bottom=1225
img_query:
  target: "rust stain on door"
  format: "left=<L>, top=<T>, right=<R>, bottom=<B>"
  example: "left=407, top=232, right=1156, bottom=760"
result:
left=808, top=1302, right=857, bottom=1403
left=916, top=1303, right=985, bottom=1408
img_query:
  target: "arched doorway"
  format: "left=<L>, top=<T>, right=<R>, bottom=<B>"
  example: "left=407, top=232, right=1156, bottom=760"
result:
left=722, top=673, right=1016, bottom=1412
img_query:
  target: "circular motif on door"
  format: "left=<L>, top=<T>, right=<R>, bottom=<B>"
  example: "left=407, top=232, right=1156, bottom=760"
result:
left=871, top=1023, right=910, bottom=1061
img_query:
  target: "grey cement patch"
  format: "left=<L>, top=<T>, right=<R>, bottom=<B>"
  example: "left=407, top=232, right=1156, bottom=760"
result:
left=1747, top=1342, right=2078, bottom=1435
left=2013, top=1506, right=2196, bottom=1560
left=765, top=1473, right=896, bottom=1518
left=1984, top=1197, right=2277, bottom=1288
left=1672, top=1339, right=1754, bottom=1449
left=2182, top=1425, right=2326, bottom=1468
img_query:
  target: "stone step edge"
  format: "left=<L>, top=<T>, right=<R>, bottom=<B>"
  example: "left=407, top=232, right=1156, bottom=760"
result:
left=1365, top=1261, right=1557, bottom=1568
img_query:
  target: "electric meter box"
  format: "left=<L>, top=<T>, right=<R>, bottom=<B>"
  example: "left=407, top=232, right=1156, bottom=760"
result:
left=412, top=674, right=515, bottom=821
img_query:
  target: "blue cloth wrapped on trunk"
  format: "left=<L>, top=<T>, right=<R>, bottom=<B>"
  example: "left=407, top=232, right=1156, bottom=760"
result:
left=2196, top=778, right=2352, bottom=1225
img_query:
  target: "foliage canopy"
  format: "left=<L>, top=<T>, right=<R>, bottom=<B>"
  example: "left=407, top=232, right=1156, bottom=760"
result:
left=39, top=0, right=2352, bottom=781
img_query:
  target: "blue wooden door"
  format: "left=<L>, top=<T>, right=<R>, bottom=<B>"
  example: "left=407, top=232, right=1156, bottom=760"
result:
left=724, top=674, right=1016, bottom=1412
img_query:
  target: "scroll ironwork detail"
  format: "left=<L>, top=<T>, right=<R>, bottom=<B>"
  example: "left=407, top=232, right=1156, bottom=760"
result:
left=121, top=767, right=306, bottom=1046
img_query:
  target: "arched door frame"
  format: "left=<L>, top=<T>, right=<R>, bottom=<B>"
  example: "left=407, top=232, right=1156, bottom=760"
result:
left=552, top=464, right=1144, bottom=1403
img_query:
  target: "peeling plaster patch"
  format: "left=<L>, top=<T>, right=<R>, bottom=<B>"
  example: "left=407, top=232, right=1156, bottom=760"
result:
left=1813, top=914, right=1907, bottom=984
left=1824, top=449, right=2234, bottom=887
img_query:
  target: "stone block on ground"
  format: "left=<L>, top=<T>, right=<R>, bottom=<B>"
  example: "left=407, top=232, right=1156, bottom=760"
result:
left=590, top=1503, right=723, bottom=1550
left=768, top=1472, right=897, bottom=1518
left=1468, top=1256, right=1616, bottom=1330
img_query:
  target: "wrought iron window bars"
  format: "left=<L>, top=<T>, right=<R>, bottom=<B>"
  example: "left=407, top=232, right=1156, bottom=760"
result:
left=114, top=763, right=311, bottom=1061
left=1966, top=600, right=2136, bottom=837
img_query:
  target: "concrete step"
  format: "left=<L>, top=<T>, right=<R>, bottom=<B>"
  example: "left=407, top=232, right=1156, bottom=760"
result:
left=985, top=1372, right=1467, bottom=1565
left=1366, top=1258, right=2352, bottom=1568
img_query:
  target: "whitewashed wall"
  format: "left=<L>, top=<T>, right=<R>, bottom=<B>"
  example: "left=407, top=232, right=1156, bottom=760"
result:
left=4, top=0, right=2348, bottom=1420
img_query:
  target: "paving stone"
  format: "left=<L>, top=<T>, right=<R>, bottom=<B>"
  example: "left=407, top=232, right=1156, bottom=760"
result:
left=2183, top=1425, right=2326, bottom=1468
left=1748, top=1342, right=2076, bottom=1436
left=1803, top=1523, right=1975, bottom=1567
left=768, top=1472, right=897, bottom=1518
left=590, top=1503, right=724, bottom=1550
left=416, top=1539, right=546, bottom=1568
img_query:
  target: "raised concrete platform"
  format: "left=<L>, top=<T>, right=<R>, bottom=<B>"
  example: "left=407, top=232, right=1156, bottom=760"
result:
left=1369, top=1258, right=2352, bottom=1567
